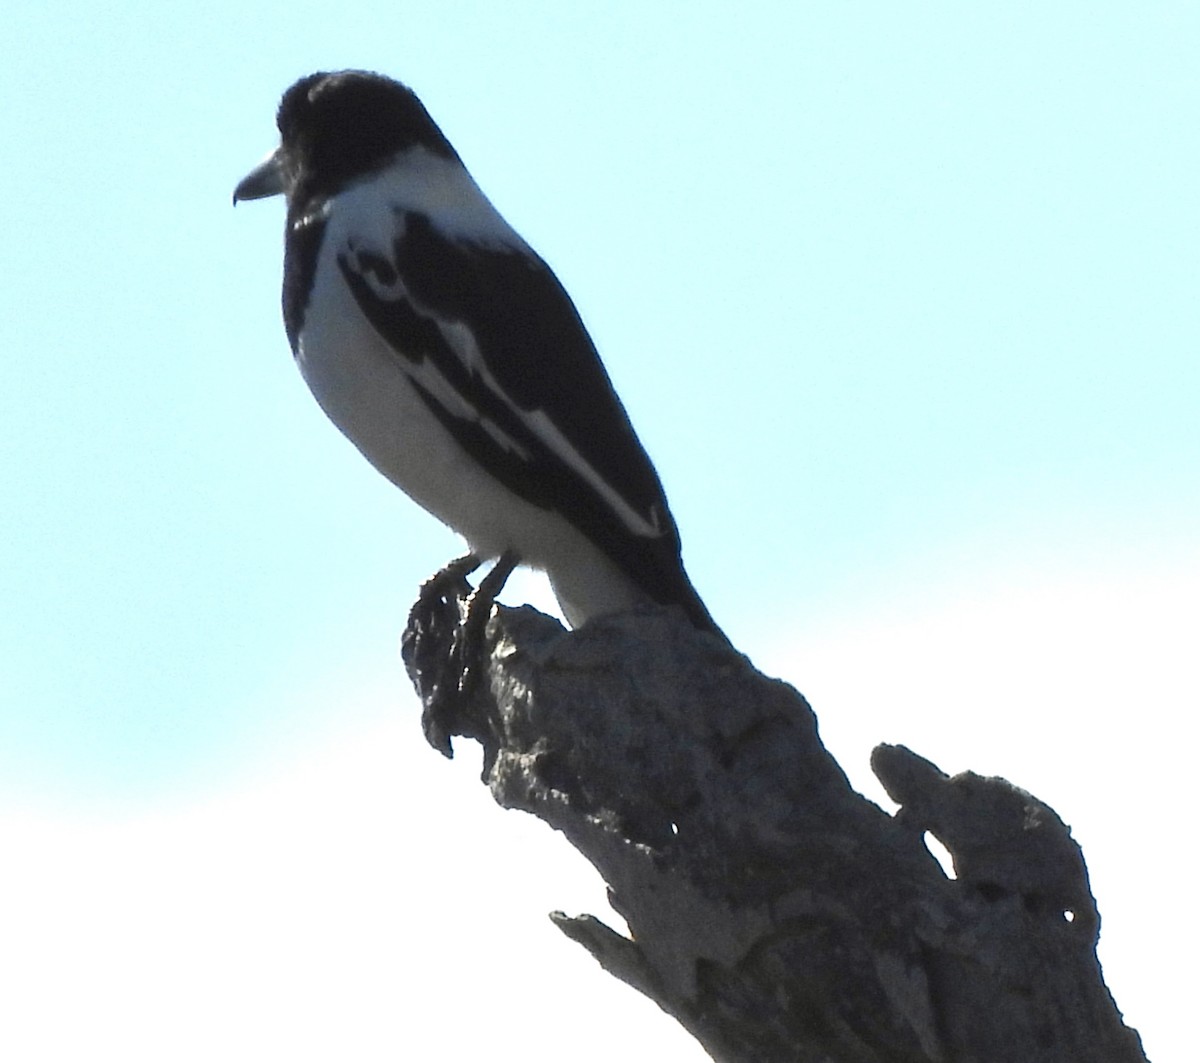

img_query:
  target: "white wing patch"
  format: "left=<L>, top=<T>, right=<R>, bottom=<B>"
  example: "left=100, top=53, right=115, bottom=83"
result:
left=451, top=333, right=665, bottom=540
left=508, top=401, right=664, bottom=540
left=410, top=355, right=533, bottom=463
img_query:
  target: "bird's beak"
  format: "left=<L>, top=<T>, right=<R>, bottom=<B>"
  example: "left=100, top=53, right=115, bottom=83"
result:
left=233, top=147, right=287, bottom=205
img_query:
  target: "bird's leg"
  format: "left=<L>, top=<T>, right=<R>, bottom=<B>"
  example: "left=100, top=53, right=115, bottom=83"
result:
left=453, top=550, right=520, bottom=699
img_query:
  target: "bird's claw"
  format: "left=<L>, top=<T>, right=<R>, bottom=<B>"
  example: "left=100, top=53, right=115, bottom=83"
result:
left=401, top=552, right=519, bottom=756
left=402, top=554, right=479, bottom=755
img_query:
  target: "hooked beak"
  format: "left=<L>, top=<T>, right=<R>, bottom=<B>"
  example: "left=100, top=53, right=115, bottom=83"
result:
left=233, top=147, right=287, bottom=205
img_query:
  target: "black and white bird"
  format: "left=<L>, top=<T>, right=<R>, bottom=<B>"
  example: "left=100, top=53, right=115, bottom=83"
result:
left=234, top=70, right=722, bottom=638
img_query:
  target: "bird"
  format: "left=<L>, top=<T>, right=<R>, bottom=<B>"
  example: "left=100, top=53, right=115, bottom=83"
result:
left=234, top=70, right=723, bottom=640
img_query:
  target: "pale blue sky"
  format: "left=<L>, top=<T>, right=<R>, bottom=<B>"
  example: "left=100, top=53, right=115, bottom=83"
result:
left=1, top=4, right=1195, bottom=1059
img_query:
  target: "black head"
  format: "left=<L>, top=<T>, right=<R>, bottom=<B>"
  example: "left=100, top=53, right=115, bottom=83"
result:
left=274, top=71, right=457, bottom=199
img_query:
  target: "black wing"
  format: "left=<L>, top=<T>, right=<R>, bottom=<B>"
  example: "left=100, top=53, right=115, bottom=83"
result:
left=338, top=211, right=719, bottom=632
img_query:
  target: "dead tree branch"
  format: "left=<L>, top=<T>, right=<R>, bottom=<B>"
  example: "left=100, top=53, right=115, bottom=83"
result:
left=403, top=602, right=1147, bottom=1063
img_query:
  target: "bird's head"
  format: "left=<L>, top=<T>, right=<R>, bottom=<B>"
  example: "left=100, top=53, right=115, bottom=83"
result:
left=233, top=70, right=456, bottom=206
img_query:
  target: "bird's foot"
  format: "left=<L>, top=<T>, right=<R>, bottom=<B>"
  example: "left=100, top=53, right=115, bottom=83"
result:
left=402, top=553, right=479, bottom=754
left=401, top=551, right=519, bottom=756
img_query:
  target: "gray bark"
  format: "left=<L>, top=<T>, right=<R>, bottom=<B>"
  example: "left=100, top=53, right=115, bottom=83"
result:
left=403, top=601, right=1148, bottom=1063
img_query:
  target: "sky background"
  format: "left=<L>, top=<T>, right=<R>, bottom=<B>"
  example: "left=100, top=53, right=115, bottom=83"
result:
left=2, top=3, right=1195, bottom=1059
